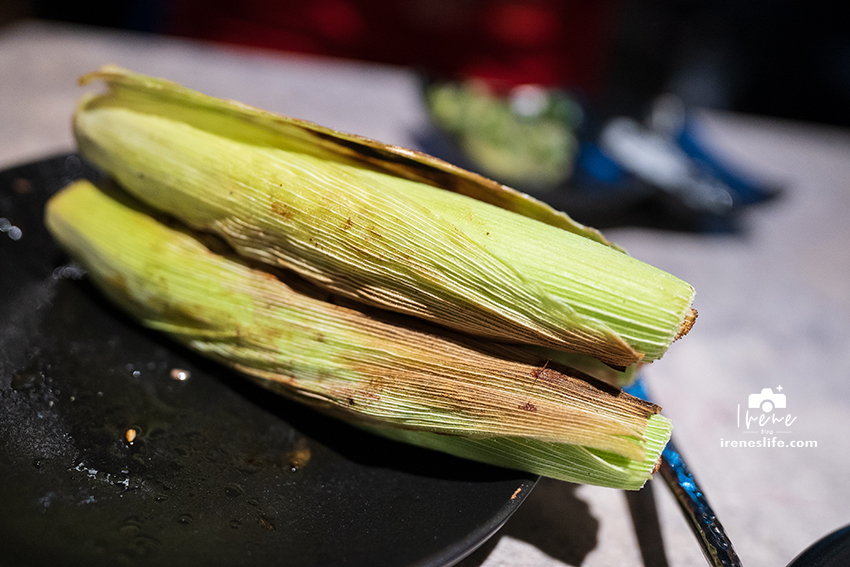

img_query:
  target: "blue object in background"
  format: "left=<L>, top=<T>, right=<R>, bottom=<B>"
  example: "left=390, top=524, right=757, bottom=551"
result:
left=575, top=142, right=628, bottom=187
left=677, top=117, right=781, bottom=207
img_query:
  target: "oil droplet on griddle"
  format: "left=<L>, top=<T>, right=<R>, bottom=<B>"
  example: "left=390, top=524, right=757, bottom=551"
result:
left=287, top=441, right=312, bottom=472
left=122, top=535, right=160, bottom=559
left=125, top=427, right=140, bottom=445
left=119, top=516, right=143, bottom=535
left=170, top=368, right=191, bottom=381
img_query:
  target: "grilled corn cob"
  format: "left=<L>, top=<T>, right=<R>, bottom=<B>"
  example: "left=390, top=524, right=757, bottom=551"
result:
left=73, top=66, right=695, bottom=369
left=46, top=179, right=670, bottom=489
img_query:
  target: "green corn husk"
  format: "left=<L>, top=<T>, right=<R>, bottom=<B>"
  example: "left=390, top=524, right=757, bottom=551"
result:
left=45, top=179, right=670, bottom=489
left=73, top=66, right=696, bottom=369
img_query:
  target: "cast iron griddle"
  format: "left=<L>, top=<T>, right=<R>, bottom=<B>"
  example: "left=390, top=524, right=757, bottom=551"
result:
left=0, top=154, right=536, bottom=567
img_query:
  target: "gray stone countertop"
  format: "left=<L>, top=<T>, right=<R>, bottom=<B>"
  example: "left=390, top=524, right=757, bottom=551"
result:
left=3, top=19, right=850, bottom=567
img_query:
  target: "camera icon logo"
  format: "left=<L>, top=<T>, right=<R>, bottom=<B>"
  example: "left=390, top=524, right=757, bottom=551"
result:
left=748, top=388, right=786, bottom=413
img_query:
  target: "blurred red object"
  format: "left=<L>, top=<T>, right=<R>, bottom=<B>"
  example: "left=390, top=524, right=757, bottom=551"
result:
left=166, top=0, right=617, bottom=93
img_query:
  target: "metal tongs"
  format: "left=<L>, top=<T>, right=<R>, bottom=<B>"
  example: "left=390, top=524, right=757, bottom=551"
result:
left=626, top=378, right=743, bottom=567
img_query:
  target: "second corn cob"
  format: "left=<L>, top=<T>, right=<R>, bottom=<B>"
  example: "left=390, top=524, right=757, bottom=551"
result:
left=45, top=179, right=671, bottom=489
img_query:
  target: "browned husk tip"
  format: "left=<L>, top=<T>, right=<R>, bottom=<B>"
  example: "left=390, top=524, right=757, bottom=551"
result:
left=675, top=307, right=698, bottom=341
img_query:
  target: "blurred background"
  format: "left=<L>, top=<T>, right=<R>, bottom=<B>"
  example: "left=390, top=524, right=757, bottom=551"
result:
left=4, top=0, right=847, bottom=125
left=0, top=0, right=850, bottom=233
left=3, top=0, right=846, bottom=233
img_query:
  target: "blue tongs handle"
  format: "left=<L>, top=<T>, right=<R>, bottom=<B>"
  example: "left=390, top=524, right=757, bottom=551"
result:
left=626, top=378, right=744, bottom=567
